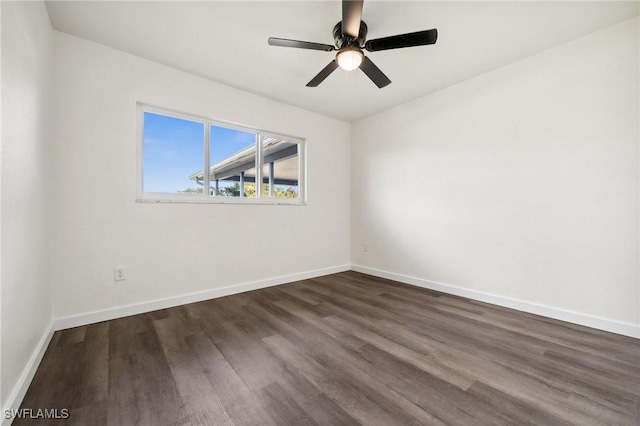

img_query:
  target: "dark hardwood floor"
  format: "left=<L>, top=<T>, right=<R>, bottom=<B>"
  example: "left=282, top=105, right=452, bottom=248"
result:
left=16, top=271, right=640, bottom=425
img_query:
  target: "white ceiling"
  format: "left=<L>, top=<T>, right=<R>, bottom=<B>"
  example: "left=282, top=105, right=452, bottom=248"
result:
left=45, top=1, right=639, bottom=122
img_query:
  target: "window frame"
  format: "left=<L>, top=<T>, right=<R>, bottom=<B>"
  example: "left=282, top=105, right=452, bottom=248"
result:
left=136, top=103, right=306, bottom=205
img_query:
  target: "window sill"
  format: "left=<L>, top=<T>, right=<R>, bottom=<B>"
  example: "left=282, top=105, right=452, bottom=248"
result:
left=135, top=196, right=306, bottom=206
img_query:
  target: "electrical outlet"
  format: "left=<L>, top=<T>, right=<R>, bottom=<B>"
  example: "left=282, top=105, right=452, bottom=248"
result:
left=114, top=267, right=126, bottom=281
left=363, top=243, right=369, bottom=252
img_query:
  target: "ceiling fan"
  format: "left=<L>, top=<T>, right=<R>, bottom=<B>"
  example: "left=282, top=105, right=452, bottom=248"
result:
left=268, top=0, right=438, bottom=88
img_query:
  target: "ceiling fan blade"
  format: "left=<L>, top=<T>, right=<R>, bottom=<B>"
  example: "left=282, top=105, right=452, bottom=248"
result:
left=268, top=37, right=335, bottom=52
left=342, top=0, right=364, bottom=39
left=359, top=56, right=391, bottom=88
left=306, top=60, right=339, bottom=87
left=364, top=29, right=438, bottom=52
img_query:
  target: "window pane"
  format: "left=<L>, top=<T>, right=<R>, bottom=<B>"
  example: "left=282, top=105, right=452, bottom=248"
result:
left=262, top=137, right=299, bottom=199
left=139, top=106, right=304, bottom=204
left=143, top=112, right=205, bottom=194
left=209, top=125, right=257, bottom=198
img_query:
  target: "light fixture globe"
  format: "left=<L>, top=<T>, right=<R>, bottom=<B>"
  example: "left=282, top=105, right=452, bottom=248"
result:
left=336, top=47, right=364, bottom=71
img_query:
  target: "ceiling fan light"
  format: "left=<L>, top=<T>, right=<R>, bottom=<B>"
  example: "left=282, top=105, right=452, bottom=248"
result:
left=336, top=48, right=364, bottom=71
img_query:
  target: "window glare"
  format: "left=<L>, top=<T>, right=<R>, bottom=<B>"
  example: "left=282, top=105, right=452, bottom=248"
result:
left=143, top=112, right=204, bottom=194
left=209, top=126, right=257, bottom=198
left=262, top=138, right=299, bottom=198
left=139, top=106, right=304, bottom=204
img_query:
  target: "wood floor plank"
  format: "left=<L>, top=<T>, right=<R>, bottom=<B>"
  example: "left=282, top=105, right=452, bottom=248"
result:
left=322, top=314, right=476, bottom=391
left=259, top=382, right=317, bottom=426
left=199, top=318, right=282, bottom=393
left=152, top=317, right=233, bottom=425
left=261, top=333, right=424, bottom=426
left=183, top=333, right=276, bottom=426
left=16, top=271, right=639, bottom=425
left=465, top=381, right=572, bottom=425
left=56, top=326, right=87, bottom=347
left=65, top=400, right=107, bottom=426
left=244, top=300, right=453, bottom=425
left=128, top=330, right=190, bottom=425
left=106, top=355, right=140, bottom=426
left=270, top=367, right=361, bottom=426
left=74, top=322, right=109, bottom=409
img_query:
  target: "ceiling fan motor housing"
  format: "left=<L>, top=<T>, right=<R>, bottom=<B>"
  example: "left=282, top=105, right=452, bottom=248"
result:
left=333, top=21, right=368, bottom=49
left=267, top=0, right=437, bottom=88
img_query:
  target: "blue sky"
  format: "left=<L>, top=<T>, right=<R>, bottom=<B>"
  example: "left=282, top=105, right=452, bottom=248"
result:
left=143, top=112, right=256, bottom=193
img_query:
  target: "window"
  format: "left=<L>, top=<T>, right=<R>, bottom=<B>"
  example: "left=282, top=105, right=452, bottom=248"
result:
left=138, top=105, right=305, bottom=204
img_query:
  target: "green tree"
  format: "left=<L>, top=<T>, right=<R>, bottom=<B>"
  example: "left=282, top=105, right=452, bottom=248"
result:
left=206, top=182, right=299, bottom=198
left=218, top=183, right=241, bottom=197
left=179, top=187, right=204, bottom=194
left=273, top=186, right=298, bottom=198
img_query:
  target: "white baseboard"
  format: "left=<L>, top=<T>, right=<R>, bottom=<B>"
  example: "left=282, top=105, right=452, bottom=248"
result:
left=351, top=265, right=640, bottom=339
left=3, top=262, right=636, bottom=426
left=1, top=323, right=55, bottom=426
left=53, top=264, right=351, bottom=331
left=2, top=265, right=349, bottom=425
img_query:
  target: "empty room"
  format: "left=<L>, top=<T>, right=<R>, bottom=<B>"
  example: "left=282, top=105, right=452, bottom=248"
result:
left=1, top=0, right=638, bottom=425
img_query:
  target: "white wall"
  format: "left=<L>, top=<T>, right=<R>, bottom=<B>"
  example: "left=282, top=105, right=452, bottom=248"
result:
left=1, top=0, right=3, bottom=410
left=1, top=1, right=54, bottom=411
left=51, top=32, right=351, bottom=320
left=352, top=18, right=639, bottom=334
left=3, top=2, right=636, bottom=420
